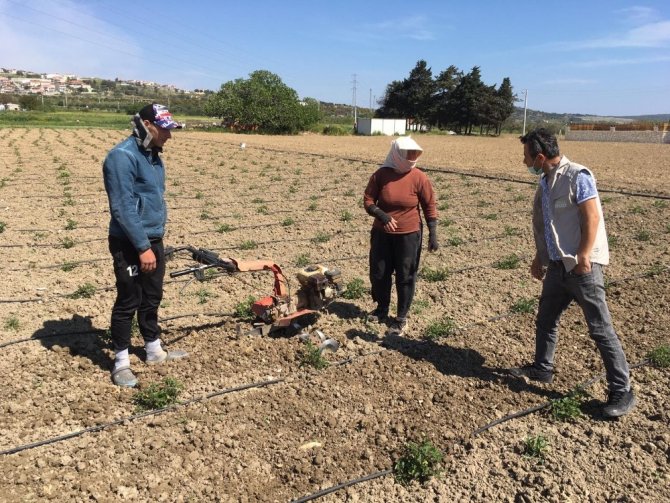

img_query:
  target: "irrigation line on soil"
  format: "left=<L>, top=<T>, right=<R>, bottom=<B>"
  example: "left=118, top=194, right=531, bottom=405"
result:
left=0, top=378, right=283, bottom=456
left=471, top=360, right=650, bottom=436
left=0, top=346, right=396, bottom=456
left=183, top=140, right=670, bottom=201
left=292, top=360, right=656, bottom=502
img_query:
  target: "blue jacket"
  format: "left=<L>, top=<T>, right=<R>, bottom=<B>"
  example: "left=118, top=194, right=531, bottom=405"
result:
left=103, top=136, right=167, bottom=252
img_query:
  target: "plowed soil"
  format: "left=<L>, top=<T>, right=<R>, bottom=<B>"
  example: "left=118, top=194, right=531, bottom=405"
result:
left=0, top=128, right=668, bottom=502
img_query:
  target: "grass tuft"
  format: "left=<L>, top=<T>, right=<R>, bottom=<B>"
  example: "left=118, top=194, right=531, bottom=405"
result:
left=647, top=345, right=670, bottom=368
left=299, top=340, right=329, bottom=370
left=511, top=297, right=537, bottom=314
left=133, top=377, right=183, bottom=411
left=494, top=254, right=521, bottom=270
left=393, top=440, right=443, bottom=486
left=342, top=278, right=366, bottom=300
left=424, top=317, right=458, bottom=340
left=68, top=283, right=96, bottom=299
left=523, top=435, right=549, bottom=461
left=420, top=266, right=449, bottom=282
left=234, top=295, right=256, bottom=320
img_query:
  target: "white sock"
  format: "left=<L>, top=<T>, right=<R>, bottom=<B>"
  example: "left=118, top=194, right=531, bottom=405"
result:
left=114, top=349, right=130, bottom=371
left=145, top=338, right=163, bottom=357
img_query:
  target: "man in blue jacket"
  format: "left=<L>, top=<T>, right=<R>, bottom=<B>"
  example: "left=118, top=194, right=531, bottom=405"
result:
left=103, top=103, right=187, bottom=387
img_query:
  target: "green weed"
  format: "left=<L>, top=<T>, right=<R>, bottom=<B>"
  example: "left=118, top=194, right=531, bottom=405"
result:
left=344, top=189, right=355, bottom=197
left=234, top=295, right=256, bottom=320
left=504, top=226, right=520, bottom=237
left=420, top=266, right=449, bottom=282
left=634, top=230, right=650, bottom=242
left=424, top=317, right=458, bottom=340
left=340, top=210, right=353, bottom=222
left=393, top=440, right=443, bottom=486
left=550, top=389, right=585, bottom=421
left=311, top=232, right=330, bottom=243
left=447, top=236, right=464, bottom=246
left=342, top=278, right=366, bottom=300
left=524, top=435, right=549, bottom=460
left=257, top=204, right=270, bottom=215
left=0, top=221, right=6, bottom=233
left=195, top=191, right=204, bottom=199
left=295, top=253, right=311, bottom=267
left=630, top=205, right=646, bottom=215
left=216, top=223, right=234, bottom=233
left=4, top=316, right=20, bottom=331
left=239, top=240, right=258, bottom=250
left=64, top=218, right=77, bottom=230
left=645, top=262, right=665, bottom=277
left=483, top=213, right=498, bottom=220
left=511, top=298, right=537, bottom=314
left=307, top=201, right=318, bottom=211
left=495, top=254, right=521, bottom=270
left=68, top=283, right=96, bottom=299
left=133, top=377, right=183, bottom=411
left=652, top=200, right=668, bottom=209
left=195, top=288, right=214, bottom=304
left=411, top=299, right=430, bottom=315
left=647, top=345, right=670, bottom=368
left=282, top=217, right=295, bottom=227
left=61, top=262, right=77, bottom=272
left=298, top=340, right=329, bottom=370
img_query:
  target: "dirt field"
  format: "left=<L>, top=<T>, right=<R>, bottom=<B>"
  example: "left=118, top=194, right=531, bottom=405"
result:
left=0, top=128, right=668, bottom=502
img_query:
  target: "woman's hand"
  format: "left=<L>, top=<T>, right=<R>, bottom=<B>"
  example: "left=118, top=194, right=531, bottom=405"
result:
left=383, top=217, right=398, bottom=233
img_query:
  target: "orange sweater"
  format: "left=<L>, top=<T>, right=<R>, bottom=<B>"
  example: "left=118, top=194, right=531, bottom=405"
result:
left=363, top=167, right=437, bottom=234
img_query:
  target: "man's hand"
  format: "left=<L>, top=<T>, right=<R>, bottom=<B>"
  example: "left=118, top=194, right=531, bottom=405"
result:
left=573, top=254, right=592, bottom=275
left=139, top=248, right=157, bottom=273
left=530, top=255, right=545, bottom=281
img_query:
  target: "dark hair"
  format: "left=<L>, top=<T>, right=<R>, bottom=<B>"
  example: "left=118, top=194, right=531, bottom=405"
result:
left=520, top=128, right=560, bottom=158
left=138, top=103, right=158, bottom=122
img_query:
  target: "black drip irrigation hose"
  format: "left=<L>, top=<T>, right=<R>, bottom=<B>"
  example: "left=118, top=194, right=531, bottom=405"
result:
left=0, top=347, right=392, bottom=456
left=179, top=139, right=670, bottom=201
left=471, top=360, right=650, bottom=436
left=291, top=359, right=656, bottom=502
left=0, top=378, right=283, bottom=456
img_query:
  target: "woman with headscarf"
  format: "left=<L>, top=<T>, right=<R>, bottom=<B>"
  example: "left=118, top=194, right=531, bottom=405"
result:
left=363, top=136, right=439, bottom=336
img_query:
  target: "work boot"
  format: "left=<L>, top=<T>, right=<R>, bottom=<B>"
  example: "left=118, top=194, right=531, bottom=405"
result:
left=366, top=308, right=388, bottom=324
left=602, top=389, right=636, bottom=418
left=111, top=367, right=138, bottom=388
left=508, top=363, right=554, bottom=384
left=386, top=318, right=407, bottom=337
left=146, top=349, right=189, bottom=365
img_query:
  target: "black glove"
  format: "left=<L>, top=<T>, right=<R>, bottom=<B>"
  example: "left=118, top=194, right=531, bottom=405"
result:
left=427, top=220, right=439, bottom=251
left=367, top=204, right=392, bottom=225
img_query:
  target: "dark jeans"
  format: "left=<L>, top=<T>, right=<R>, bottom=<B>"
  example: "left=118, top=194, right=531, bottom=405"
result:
left=108, top=236, right=165, bottom=352
left=369, top=228, right=422, bottom=320
left=535, top=261, right=630, bottom=392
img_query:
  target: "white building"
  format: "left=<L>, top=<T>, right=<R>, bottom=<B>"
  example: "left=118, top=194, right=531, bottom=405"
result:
left=356, top=118, right=407, bottom=136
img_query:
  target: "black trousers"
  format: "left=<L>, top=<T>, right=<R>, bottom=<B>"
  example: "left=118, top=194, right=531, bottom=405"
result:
left=369, top=228, right=422, bottom=320
left=108, top=236, right=165, bottom=352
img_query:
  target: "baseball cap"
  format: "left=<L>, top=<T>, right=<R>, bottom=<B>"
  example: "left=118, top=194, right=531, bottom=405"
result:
left=138, top=103, right=182, bottom=129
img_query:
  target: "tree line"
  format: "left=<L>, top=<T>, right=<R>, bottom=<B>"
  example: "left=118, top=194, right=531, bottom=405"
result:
left=376, top=60, right=516, bottom=135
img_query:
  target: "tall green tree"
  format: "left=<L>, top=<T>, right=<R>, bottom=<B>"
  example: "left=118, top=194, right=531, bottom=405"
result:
left=205, top=70, right=318, bottom=134
left=431, top=65, right=463, bottom=128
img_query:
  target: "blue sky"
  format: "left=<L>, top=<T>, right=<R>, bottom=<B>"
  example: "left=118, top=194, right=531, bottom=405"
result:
left=1, top=0, right=669, bottom=116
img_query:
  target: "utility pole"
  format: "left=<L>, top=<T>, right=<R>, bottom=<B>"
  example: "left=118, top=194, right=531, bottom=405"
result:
left=369, top=88, right=372, bottom=116
left=522, top=89, right=528, bottom=135
left=351, top=74, right=357, bottom=127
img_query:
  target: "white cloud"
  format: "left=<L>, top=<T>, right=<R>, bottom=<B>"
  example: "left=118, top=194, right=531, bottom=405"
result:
left=557, top=20, right=670, bottom=50
left=568, top=54, right=670, bottom=67
left=616, top=6, right=658, bottom=25
left=542, top=78, right=597, bottom=85
left=361, top=15, right=435, bottom=41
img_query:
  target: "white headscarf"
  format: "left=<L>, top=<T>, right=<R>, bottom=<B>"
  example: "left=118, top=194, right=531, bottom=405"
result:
left=381, top=136, right=423, bottom=173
